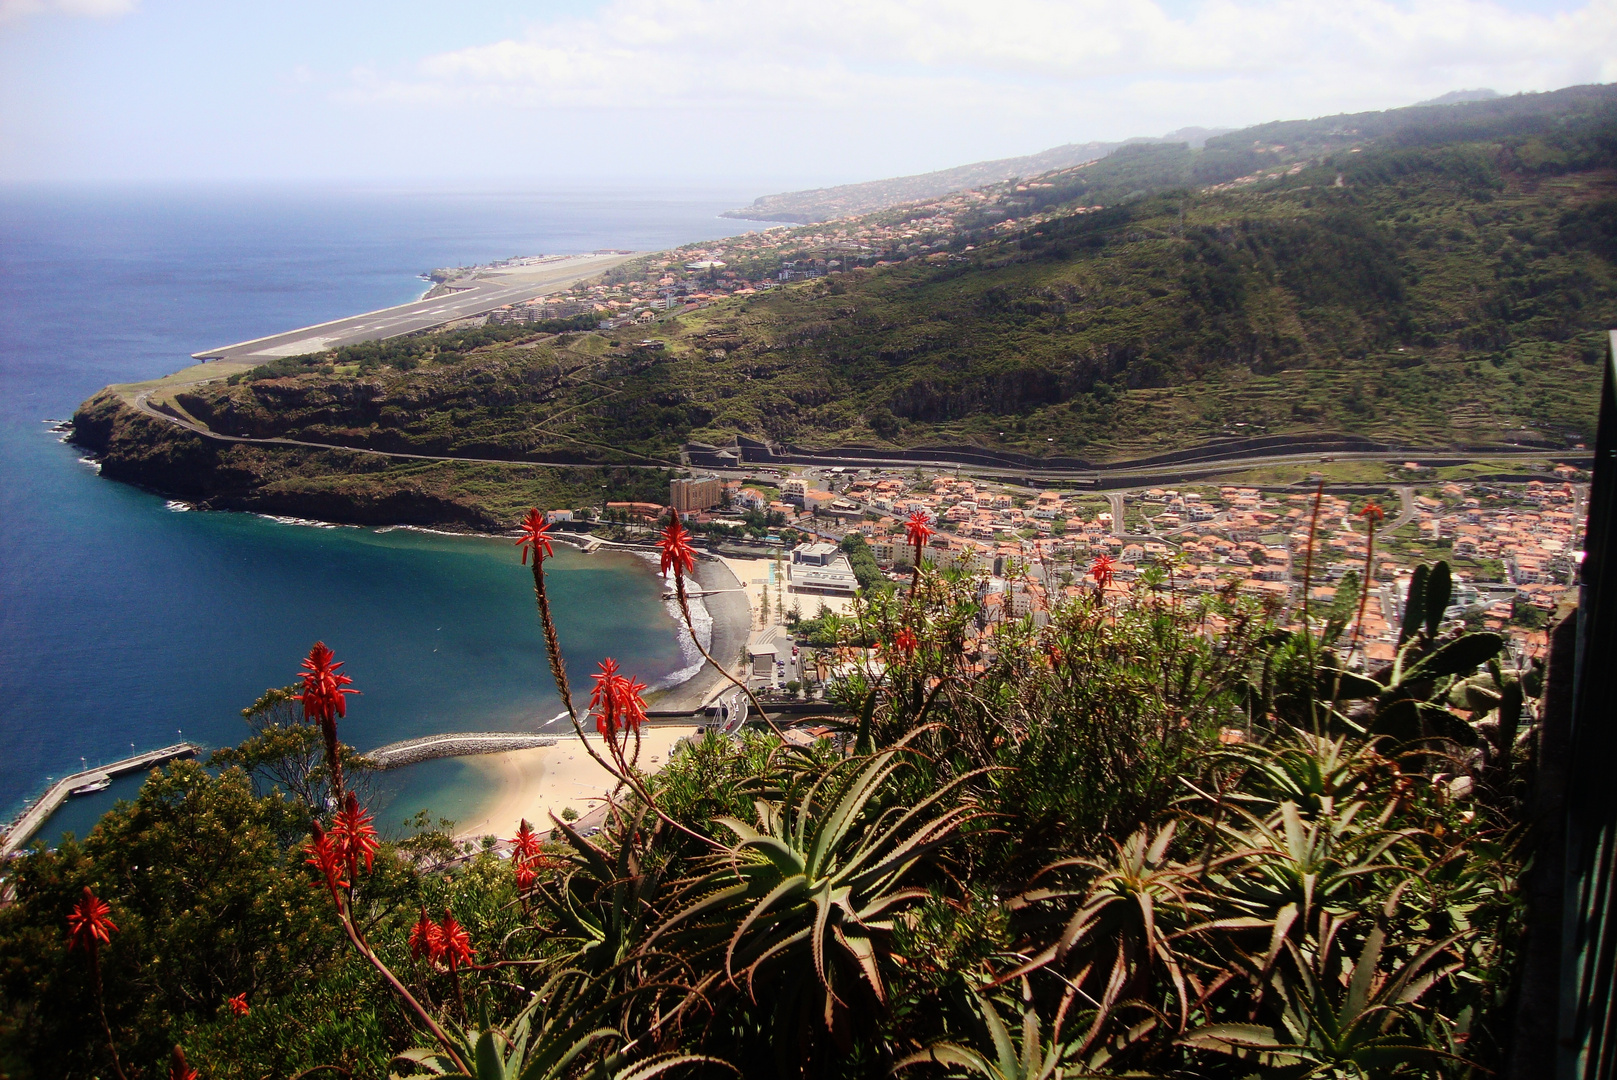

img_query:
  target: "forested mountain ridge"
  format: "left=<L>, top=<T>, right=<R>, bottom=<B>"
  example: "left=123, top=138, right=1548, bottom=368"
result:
left=77, top=84, right=1617, bottom=484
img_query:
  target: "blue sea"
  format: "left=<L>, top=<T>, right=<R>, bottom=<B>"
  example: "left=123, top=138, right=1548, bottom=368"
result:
left=0, top=183, right=768, bottom=841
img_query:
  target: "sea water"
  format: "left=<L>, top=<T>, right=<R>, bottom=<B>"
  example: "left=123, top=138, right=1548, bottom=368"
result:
left=0, top=183, right=771, bottom=841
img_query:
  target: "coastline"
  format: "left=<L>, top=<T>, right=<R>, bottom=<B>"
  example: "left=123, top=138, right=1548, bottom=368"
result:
left=444, top=553, right=751, bottom=840
left=645, top=555, right=751, bottom=714
left=451, top=727, right=703, bottom=840
left=244, top=514, right=754, bottom=716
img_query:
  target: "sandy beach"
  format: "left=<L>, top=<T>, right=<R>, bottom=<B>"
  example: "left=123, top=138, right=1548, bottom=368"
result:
left=454, top=726, right=703, bottom=840
left=451, top=550, right=753, bottom=840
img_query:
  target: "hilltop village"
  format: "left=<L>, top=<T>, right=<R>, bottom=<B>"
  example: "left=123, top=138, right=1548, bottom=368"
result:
left=578, top=466, right=1586, bottom=698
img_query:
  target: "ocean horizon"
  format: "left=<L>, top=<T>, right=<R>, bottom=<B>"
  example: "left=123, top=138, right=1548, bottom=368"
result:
left=0, top=183, right=769, bottom=842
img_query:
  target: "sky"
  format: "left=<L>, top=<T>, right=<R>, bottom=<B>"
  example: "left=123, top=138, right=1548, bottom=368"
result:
left=1, top=0, right=1614, bottom=190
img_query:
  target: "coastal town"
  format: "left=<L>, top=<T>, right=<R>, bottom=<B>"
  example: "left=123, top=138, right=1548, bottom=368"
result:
left=573, top=466, right=1587, bottom=704
left=468, top=169, right=1082, bottom=330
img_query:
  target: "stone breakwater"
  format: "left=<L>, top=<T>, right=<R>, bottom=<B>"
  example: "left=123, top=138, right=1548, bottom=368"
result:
left=365, top=732, right=558, bottom=770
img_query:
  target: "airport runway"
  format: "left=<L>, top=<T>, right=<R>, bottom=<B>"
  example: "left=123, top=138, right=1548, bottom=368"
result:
left=190, top=253, right=633, bottom=362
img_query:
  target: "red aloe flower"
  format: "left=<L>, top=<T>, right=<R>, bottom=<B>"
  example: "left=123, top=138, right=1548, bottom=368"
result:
left=511, top=818, right=542, bottom=865
left=66, top=886, right=117, bottom=953
left=589, top=657, right=622, bottom=716
left=893, top=627, right=919, bottom=658
left=439, top=909, right=475, bottom=971
left=1359, top=501, right=1386, bottom=526
left=1046, top=642, right=1065, bottom=668
left=517, top=507, right=554, bottom=565
left=331, top=791, right=381, bottom=879
left=303, top=820, right=348, bottom=904
left=657, top=512, right=697, bottom=579
left=228, top=992, right=249, bottom=1017
left=514, top=863, right=537, bottom=892
left=904, top=511, right=934, bottom=553
left=169, top=1045, right=199, bottom=1080
left=1089, top=553, right=1117, bottom=591
left=409, top=907, right=443, bottom=962
left=295, top=641, right=358, bottom=724
left=589, top=658, right=648, bottom=740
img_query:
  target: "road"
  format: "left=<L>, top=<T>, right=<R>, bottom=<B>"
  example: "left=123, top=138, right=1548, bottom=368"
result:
left=1389, top=486, right=1417, bottom=530
left=704, top=444, right=1586, bottom=487
left=190, top=254, right=634, bottom=362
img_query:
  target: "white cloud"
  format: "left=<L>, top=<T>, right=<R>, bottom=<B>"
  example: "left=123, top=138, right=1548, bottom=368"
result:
left=0, top=0, right=136, bottom=24
left=341, top=0, right=1617, bottom=138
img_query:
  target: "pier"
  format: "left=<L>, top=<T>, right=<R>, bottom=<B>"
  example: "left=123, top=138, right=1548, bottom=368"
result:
left=2, top=743, right=200, bottom=860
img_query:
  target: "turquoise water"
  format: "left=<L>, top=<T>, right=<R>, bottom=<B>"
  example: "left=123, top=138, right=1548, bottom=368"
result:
left=32, top=510, right=684, bottom=840
left=0, top=184, right=765, bottom=843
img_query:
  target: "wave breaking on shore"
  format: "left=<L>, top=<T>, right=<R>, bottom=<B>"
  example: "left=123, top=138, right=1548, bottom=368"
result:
left=642, top=555, right=713, bottom=690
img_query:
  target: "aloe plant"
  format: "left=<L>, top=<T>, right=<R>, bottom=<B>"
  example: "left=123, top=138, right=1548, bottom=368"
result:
left=1182, top=910, right=1469, bottom=1078
left=1007, top=824, right=1200, bottom=1036
left=893, top=979, right=1116, bottom=1080
left=389, top=968, right=731, bottom=1080
left=527, top=808, right=666, bottom=985
left=1197, top=731, right=1397, bottom=820
left=649, top=737, right=984, bottom=1050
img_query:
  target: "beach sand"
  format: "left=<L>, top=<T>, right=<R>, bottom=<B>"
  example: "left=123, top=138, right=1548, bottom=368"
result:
left=452, top=552, right=754, bottom=840
left=454, top=726, right=703, bottom=840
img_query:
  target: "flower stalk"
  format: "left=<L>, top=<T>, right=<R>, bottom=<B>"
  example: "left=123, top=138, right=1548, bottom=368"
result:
left=658, top=508, right=787, bottom=742
left=292, top=644, right=469, bottom=1074
left=67, top=886, right=127, bottom=1080
left=1345, top=501, right=1385, bottom=667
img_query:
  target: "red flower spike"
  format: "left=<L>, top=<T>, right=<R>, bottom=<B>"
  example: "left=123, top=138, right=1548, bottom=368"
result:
left=589, top=658, right=648, bottom=741
left=409, top=907, right=443, bottom=962
left=904, top=511, right=934, bottom=552
left=295, top=641, right=358, bottom=725
left=228, top=992, right=249, bottom=1017
left=517, top=508, right=554, bottom=565
left=511, top=819, right=542, bottom=865
left=515, top=863, right=537, bottom=892
left=439, top=909, right=475, bottom=971
left=303, top=820, right=349, bottom=904
left=588, top=657, right=622, bottom=717
left=169, top=1045, right=199, bottom=1080
left=1089, top=553, right=1117, bottom=591
left=331, top=791, right=381, bottom=879
left=893, top=627, right=919, bottom=658
left=657, top=512, right=697, bottom=579
left=1359, top=502, right=1386, bottom=526
left=66, top=886, right=117, bottom=953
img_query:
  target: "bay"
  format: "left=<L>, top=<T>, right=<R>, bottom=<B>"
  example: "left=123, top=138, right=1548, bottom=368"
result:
left=0, top=183, right=768, bottom=840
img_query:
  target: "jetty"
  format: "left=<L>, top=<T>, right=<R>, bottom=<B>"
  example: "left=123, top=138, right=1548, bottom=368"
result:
left=2, top=743, right=200, bottom=860
left=365, top=732, right=558, bottom=770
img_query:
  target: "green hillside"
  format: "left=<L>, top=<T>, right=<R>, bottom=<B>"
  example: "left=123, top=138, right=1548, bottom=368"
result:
left=86, top=85, right=1617, bottom=474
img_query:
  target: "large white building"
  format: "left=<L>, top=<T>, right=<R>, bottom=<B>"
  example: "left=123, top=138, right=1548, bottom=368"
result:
left=789, top=542, right=859, bottom=594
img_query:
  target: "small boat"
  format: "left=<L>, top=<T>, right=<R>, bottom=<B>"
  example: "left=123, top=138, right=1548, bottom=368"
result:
left=70, top=776, right=111, bottom=796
